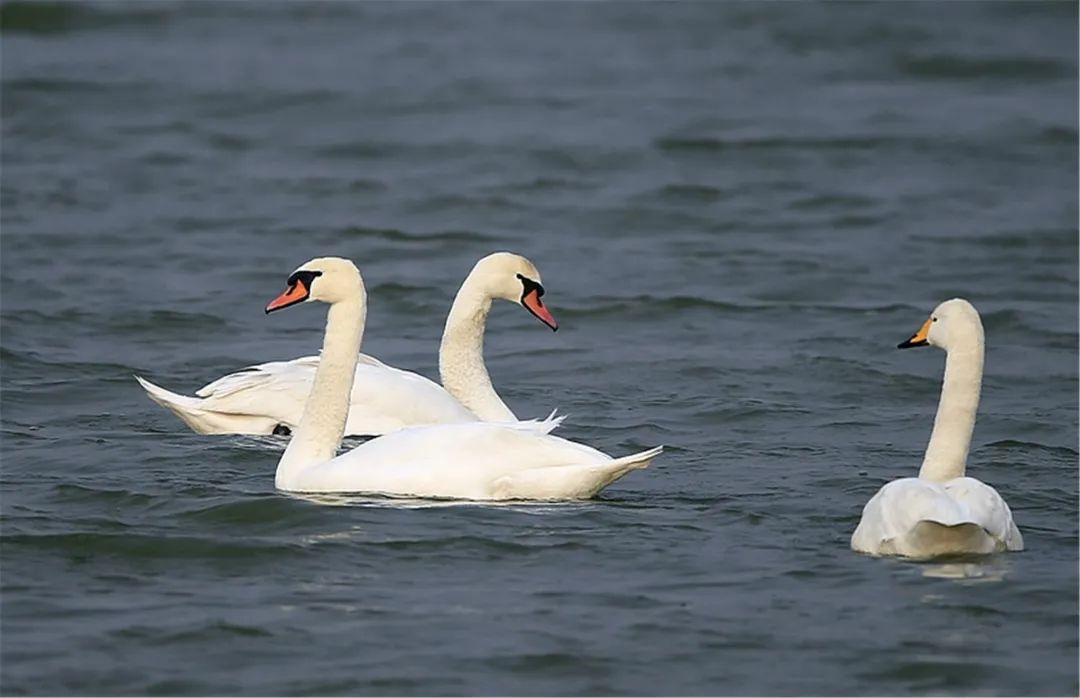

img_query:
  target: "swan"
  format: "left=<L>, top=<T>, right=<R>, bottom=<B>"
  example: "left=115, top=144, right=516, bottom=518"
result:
left=266, top=256, right=662, bottom=499
left=851, top=298, right=1023, bottom=559
left=135, top=252, right=559, bottom=436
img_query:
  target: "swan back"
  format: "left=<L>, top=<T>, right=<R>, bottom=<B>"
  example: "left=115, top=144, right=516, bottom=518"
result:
left=851, top=476, right=1023, bottom=557
left=279, top=421, right=631, bottom=498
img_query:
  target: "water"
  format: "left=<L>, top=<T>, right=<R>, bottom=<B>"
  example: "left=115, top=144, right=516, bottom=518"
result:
left=1, top=2, right=1077, bottom=695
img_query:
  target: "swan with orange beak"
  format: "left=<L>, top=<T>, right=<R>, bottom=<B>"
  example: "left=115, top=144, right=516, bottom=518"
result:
left=136, top=252, right=560, bottom=436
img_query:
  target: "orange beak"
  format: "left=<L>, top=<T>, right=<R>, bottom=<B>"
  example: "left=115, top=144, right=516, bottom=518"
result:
left=265, top=281, right=310, bottom=314
left=522, top=288, right=558, bottom=331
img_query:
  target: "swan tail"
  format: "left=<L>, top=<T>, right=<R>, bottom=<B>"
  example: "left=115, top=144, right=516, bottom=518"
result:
left=580, top=445, right=664, bottom=495
left=604, top=445, right=664, bottom=473
left=907, top=520, right=1000, bottom=557
left=134, top=375, right=278, bottom=435
left=490, top=445, right=663, bottom=500
left=136, top=374, right=204, bottom=412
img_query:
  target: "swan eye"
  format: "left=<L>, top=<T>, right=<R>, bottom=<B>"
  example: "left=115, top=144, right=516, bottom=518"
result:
left=517, top=274, right=544, bottom=298
left=287, top=270, right=323, bottom=289
left=932, top=317, right=938, bottom=323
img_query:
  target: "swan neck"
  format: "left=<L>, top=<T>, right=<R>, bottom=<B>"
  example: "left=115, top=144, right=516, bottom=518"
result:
left=918, top=335, right=983, bottom=483
left=276, top=293, right=365, bottom=489
left=438, top=279, right=516, bottom=422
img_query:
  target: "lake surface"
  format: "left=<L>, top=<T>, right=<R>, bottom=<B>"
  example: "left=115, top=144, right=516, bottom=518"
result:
left=1, top=2, right=1077, bottom=695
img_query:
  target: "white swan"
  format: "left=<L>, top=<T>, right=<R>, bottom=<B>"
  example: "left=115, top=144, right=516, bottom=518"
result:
left=267, top=256, right=662, bottom=499
left=135, top=252, right=559, bottom=436
left=851, top=298, right=1023, bottom=559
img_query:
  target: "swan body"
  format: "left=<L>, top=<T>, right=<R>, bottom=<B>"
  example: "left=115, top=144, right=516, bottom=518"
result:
left=851, top=299, right=1023, bottom=559
left=852, top=477, right=1022, bottom=558
left=280, top=420, right=662, bottom=500
left=267, top=256, right=661, bottom=500
left=136, top=252, right=559, bottom=436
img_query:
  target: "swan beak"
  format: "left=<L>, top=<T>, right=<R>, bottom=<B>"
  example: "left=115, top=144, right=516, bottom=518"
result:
left=522, top=289, right=558, bottom=331
left=898, top=316, right=932, bottom=349
left=265, top=281, right=310, bottom=314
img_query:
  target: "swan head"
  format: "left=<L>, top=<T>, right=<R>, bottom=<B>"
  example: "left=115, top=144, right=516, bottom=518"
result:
left=472, top=252, right=558, bottom=331
left=265, top=257, right=362, bottom=313
left=898, top=298, right=983, bottom=352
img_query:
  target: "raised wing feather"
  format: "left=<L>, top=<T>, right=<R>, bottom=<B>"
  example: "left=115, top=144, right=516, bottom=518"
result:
left=852, top=476, right=1023, bottom=556
left=943, top=477, right=1024, bottom=549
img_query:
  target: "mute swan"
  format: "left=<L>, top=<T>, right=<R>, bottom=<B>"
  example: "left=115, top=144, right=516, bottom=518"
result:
left=135, top=252, right=558, bottom=436
left=851, top=299, right=1023, bottom=559
left=267, top=257, right=662, bottom=499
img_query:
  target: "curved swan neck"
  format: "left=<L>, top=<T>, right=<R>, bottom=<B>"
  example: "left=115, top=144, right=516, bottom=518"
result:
left=438, top=278, right=517, bottom=422
left=919, top=330, right=984, bottom=483
left=276, top=293, right=366, bottom=489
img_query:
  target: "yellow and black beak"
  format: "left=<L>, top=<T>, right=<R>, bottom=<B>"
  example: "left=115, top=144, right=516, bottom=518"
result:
left=898, top=316, right=932, bottom=349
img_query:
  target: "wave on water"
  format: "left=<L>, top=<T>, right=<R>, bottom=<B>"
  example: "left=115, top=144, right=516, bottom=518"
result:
left=983, top=439, right=1078, bottom=457
left=340, top=225, right=495, bottom=244
left=896, top=54, right=1073, bottom=81
left=0, top=1, right=172, bottom=35
left=560, top=296, right=924, bottom=320
left=911, top=227, right=1078, bottom=249
left=1, top=530, right=298, bottom=560
left=0, top=344, right=145, bottom=377
left=654, top=134, right=923, bottom=154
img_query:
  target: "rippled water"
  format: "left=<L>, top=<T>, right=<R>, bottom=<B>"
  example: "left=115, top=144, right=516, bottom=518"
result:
left=2, top=2, right=1077, bottom=695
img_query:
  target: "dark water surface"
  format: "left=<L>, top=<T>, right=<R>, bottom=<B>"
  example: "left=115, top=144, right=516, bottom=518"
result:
left=2, top=2, right=1077, bottom=695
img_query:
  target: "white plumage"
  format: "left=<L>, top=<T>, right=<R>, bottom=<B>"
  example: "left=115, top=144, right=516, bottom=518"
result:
left=851, top=298, right=1023, bottom=559
left=265, top=256, right=660, bottom=500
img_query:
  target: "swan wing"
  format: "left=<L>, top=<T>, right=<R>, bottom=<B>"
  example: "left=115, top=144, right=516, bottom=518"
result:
left=485, top=409, right=566, bottom=434
left=194, top=356, right=318, bottom=398
left=187, top=354, right=479, bottom=436
left=343, top=358, right=479, bottom=434
left=195, top=354, right=396, bottom=401
left=942, top=477, right=1024, bottom=551
left=135, top=374, right=283, bottom=435
left=188, top=357, right=320, bottom=429
left=853, top=478, right=950, bottom=555
left=852, top=476, right=1022, bottom=557
left=137, top=359, right=317, bottom=433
